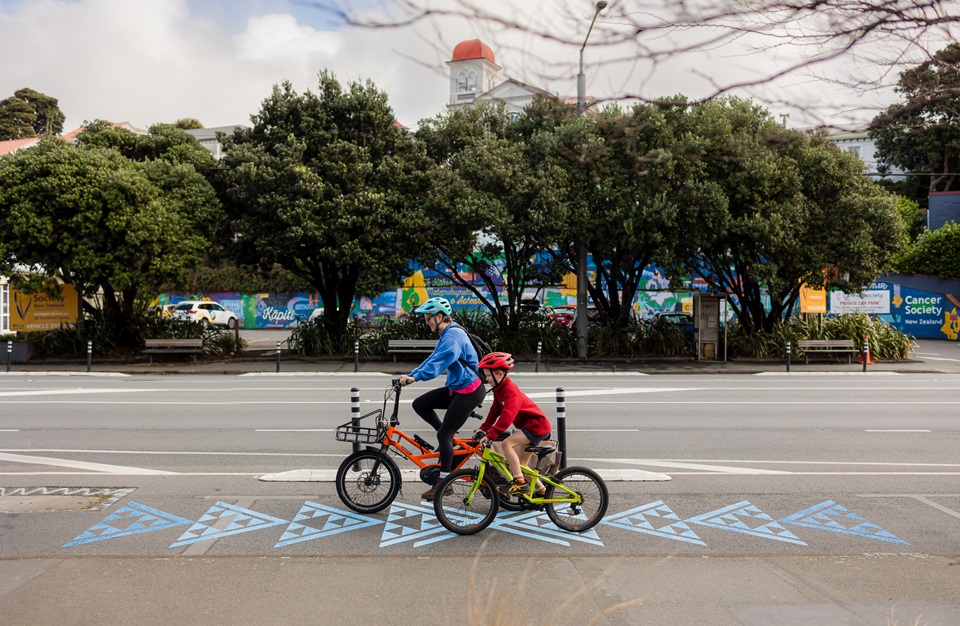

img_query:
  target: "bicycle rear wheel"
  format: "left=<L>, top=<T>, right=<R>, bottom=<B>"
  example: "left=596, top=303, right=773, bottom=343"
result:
left=545, top=466, right=608, bottom=532
left=335, top=450, right=401, bottom=514
left=433, top=468, right=499, bottom=535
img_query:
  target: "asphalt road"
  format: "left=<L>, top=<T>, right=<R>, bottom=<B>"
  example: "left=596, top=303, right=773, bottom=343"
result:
left=1, top=373, right=959, bottom=624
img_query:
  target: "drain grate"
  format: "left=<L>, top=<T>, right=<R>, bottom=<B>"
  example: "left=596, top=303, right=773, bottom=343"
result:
left=0, top=487, right=136, bottom=511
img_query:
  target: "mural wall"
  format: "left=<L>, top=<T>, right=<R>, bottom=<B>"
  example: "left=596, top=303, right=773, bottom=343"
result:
left=153, top=265, right=959, bottom=341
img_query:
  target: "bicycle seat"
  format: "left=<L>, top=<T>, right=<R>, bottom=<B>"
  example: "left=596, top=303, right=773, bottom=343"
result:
left=525, top=444, right=556, bottom=456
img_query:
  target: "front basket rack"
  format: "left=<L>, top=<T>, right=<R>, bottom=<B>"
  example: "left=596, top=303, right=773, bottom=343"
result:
left=335, top=409, right=387, bottom=444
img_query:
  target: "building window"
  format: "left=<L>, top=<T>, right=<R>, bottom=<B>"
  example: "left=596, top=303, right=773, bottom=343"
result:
left=507, top=112, right=520, bottom=121
left=846, top=146, right=861, bottom=158
left=457, top=72, right=467, bottom=92
left=467, top=71, right=478, bottom=92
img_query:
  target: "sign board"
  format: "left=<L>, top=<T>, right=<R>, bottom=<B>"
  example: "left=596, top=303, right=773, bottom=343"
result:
left=829, top=290, right=890, bottom=315
left=10, top=285, right=79, bottom=331
left=799, top=284, right=827, bottom=314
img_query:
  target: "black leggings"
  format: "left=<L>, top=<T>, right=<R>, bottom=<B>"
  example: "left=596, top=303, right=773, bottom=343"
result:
left=412, top=385, right=486, bottom=472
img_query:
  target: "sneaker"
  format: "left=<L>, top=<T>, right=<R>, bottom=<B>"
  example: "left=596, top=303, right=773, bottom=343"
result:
left=505, top=479, right=528, bottom=495
left=422, top=481, right=453, bottom=501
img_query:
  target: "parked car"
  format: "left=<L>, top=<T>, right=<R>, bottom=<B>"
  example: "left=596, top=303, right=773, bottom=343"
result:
left=547, top=304, right=599, bottom=328
left=653, top=311, right=694, bottom=339
left=171, top=301, right=238, bottom=329
left=150, top=303, right=178, bottom=319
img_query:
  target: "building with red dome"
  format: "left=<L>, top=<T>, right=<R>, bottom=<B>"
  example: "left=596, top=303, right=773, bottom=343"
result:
left=447, top=39, right=560, bottom=118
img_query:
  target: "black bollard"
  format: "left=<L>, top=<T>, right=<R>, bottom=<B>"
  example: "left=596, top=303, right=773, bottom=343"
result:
left=556, top=387, right=566, bottom=470
left=351, top=387, right=361, bottom=458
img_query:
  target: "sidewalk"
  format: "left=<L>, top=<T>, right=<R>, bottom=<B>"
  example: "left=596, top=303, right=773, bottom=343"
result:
left=4, top=337, right=960, bottom=375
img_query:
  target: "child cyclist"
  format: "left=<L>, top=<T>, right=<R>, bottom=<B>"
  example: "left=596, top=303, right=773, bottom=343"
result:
left=398, top=297, right=486, bottom=501
left=474, top=352, right=552, bottom=497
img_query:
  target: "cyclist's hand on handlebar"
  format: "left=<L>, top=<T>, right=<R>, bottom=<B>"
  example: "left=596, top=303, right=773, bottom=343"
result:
left=478, top=436, right=490, bottom=448
left=399, top=375, right=415, bottom=386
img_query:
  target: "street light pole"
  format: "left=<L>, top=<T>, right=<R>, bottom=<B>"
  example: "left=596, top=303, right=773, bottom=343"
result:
left=575, top=0, right=606, bottom=358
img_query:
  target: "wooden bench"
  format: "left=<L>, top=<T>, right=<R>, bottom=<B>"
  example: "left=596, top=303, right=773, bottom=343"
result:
left=386, top=339, right=437, bottom=362
left=797, top=339, right=858, bottom=364
left=143, top=339, right=204, bottom=363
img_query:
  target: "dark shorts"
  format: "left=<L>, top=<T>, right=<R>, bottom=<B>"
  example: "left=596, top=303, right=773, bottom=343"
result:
left=520, top=427, right=551, bottom=447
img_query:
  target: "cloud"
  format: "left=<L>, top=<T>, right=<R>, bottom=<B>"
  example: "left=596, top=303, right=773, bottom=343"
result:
left=0, top=0, right=450, bottom=131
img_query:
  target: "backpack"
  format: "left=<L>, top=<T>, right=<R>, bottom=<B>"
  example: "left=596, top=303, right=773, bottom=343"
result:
left=453, top=325, right=491, bottom=378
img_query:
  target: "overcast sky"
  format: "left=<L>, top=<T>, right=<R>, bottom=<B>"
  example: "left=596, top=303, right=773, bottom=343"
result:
left=0, top=0, right=938, bottom=134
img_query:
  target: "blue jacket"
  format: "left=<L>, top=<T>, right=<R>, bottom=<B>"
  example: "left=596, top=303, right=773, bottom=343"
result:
left=409, top=323, right=479, bottom=391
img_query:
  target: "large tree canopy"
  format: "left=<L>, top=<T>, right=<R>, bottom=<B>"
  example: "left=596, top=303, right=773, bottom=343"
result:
left=682, top=99, right=907, bottom=332
left=871, top=44, right=960, bottom=199
left=546, top=99, right=717, bottom=328
left=0, top=88, right=66, bottom=140
left=415, top=101, right=569, bottom=331
left=0, top=125, right=221, bottom=344
left=217, top=73, right=432, bottom=340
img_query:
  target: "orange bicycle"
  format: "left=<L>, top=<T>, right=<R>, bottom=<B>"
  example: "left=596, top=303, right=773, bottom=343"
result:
left=335, top=379, right=490, bottom=514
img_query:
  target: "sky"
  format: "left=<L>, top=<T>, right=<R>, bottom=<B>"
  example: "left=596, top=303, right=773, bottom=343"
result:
left=0, top=0, right=946, bottom=134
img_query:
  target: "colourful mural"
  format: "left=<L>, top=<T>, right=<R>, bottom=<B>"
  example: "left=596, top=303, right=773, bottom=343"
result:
left=831, top=281, right=960, bottom=340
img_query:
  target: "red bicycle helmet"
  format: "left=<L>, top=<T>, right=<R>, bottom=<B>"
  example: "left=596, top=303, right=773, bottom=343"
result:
left=478, top=352, right=514, bottom=370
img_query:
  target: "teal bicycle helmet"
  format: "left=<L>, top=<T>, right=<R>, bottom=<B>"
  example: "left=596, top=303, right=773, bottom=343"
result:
left=415, top=297, right=452, bottom=316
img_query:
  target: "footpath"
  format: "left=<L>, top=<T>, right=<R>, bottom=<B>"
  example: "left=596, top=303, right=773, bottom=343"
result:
left=4, top=337, right=960, bottom=375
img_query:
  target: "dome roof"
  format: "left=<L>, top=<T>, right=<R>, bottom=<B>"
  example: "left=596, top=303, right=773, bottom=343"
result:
left=451, top=39, right=496, bottom=64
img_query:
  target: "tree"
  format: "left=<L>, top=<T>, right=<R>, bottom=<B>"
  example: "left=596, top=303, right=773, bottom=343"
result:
left=680, top=98, right=907, bottom=333
left=217, top=73, right=432, bottom=342
left=546, top=99, right=716, bottom=328
left=0, top=127, right=221, bottom=345
left=871, top=44, right=960, bottom=200
left=0, top=88, right=65, bottom=139
left=895, top=222, right=960, bottom=278
left=415, top=101, right=570, bottom=331
left=174, top=118, right=204, bottom=130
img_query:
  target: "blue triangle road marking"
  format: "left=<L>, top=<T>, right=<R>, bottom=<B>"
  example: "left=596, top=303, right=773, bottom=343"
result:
left=686, top=500, right=807, bottom=546
left=602, top=501, right=706, bottom=546
left=170, top=502, right=288, bottom=547
left=380, top=502, right=455, bottom=548
left=63, top=502, right=193, bottom=547
left=779, top=500, right=909, bottom=545
left=275, top=501, right=383, bottom=547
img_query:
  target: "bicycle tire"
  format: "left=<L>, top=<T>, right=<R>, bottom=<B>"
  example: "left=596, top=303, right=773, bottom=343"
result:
left=433, top=468, right=499, bottom=535
left=335, top=450, right=401, bottom=514
left=545, top=466, right=608, bottom=532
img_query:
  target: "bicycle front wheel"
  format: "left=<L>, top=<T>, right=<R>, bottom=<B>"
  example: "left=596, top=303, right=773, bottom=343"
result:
left=545, top=466, right=609, bottom=532
left=335, top=450, right=401, bottom=514
left=433, top=468, right=499, bottom=535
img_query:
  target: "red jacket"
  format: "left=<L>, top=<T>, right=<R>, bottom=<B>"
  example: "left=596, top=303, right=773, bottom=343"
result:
left=478, top=376, right=552, bottom=441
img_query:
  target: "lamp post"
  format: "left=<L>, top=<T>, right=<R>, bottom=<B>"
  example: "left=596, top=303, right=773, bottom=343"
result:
left=575, top=0, right=606, bottom=358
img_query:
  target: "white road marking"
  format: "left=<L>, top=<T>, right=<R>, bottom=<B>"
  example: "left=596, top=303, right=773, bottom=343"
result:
left=256, top=429, right=333, bottom=432
left=527, top=387, right=700, bottom=399
left=0, top=452, right=177, bottom=475
left=0, top=448, right=344, bottom=457
left=915, top=354, right=960, bottom=363
left=583, top=458, right=790, bottom=474
left=258, top=468, right=672, bottom=482
left=0, top=388, right=150, bottom=397
left=865, top=429, right=932, bottom=432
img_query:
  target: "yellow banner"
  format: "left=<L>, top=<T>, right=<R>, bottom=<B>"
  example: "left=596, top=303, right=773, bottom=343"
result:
left=11, top=285, right=79, bottom=331
left=800, top=283, right=827, bottom=314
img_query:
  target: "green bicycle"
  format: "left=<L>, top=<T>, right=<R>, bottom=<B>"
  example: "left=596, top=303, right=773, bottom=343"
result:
left=432, top=440, right=609, bottom=535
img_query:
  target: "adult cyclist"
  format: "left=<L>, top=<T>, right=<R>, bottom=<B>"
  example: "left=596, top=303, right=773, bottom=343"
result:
left=398, top=297, right=486, bottom=501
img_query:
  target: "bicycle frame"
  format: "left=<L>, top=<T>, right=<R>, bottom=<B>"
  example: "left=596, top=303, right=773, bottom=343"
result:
left=361, top=379, right=482, bottom=471
left=468, top=445, right=581, bottom=507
